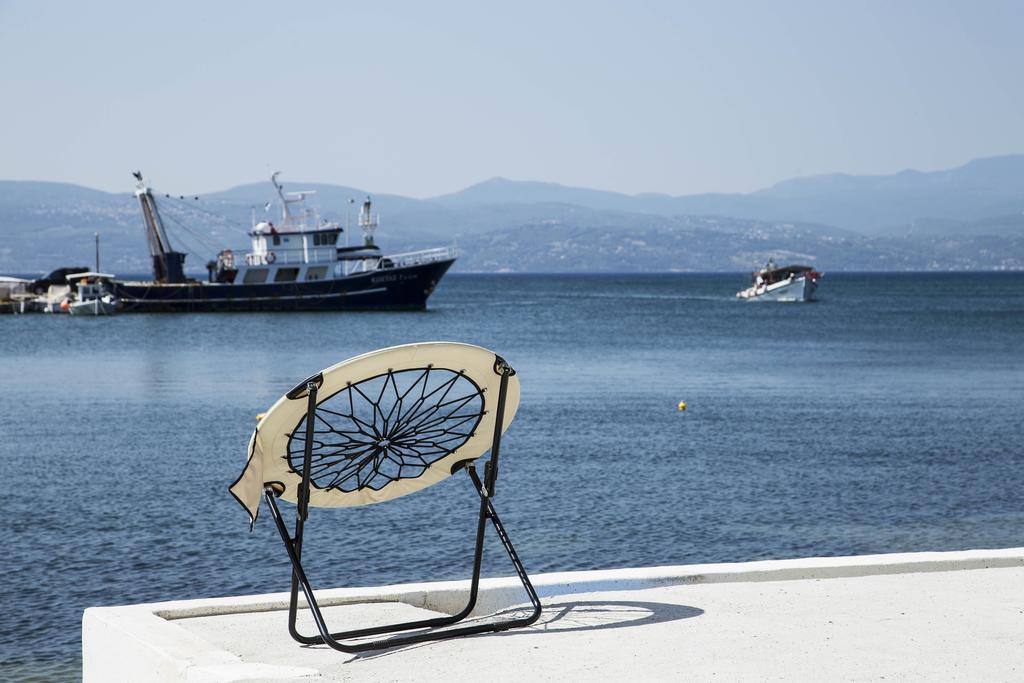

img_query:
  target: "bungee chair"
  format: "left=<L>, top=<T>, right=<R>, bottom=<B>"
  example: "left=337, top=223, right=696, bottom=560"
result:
left=229, top=342, right=542, bottom=652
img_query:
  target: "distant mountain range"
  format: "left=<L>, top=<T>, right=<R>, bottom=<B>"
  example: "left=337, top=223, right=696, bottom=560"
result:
left=1, top=155, right=1023, bottom=274
left=433, top=155, right=1024, bottom=237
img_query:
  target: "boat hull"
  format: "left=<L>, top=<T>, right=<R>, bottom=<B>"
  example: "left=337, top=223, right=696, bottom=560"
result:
left=110, top=258, right=455, bottom=312
left=737, top=275, right=817, bottom=302
left=68, top=300, right=119, bottom=316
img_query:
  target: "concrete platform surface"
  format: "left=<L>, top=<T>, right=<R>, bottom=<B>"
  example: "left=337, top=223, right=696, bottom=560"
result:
left=83, top=547, right=1024, bottom=682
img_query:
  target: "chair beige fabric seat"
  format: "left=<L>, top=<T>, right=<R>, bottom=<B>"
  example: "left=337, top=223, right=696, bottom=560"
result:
left=229, top=342, right=521, bottom=525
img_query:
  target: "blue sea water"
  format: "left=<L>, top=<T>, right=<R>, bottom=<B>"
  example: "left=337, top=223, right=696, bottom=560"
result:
left=2, top=272, right=1024, bottom=680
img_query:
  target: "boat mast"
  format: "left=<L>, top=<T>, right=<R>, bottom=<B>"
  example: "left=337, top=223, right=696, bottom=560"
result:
left=271, top=171, right=315, bottom=228
left=271, top=171, right=291, bottom=222
left=359, top=196, right=378, bottom=247
left=133, top=171, right=187, bottom=283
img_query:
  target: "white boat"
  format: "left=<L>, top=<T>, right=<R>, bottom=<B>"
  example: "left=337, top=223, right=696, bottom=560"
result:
left=737, top=260, right=821, bottom=302
left=65, top=272, right=121, bottom=316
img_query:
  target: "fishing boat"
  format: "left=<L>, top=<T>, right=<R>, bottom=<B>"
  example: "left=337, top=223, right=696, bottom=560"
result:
left=66, top=272, right=121, bottom=316
left=736, top=259, right=821, bottom=302
left=110, top=172, right=456, bottom=312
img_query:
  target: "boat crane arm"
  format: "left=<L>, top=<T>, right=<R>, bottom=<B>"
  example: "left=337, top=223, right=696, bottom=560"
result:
left=132, top=171, right=187, bottom=283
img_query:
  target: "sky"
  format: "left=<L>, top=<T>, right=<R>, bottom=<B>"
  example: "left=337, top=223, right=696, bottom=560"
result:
left=1, top=0, right=1022, bottom=197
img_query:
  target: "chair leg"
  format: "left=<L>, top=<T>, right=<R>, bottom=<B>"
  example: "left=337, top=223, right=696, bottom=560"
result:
left=275, top=482, right=491, bottom=646
left=262, top=466, right=542, bottom=653
left=466, top=466, right=543, bottom=629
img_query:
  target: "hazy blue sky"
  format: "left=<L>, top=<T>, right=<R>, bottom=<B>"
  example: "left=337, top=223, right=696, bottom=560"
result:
left=1, top=0, right=1021, bottom=197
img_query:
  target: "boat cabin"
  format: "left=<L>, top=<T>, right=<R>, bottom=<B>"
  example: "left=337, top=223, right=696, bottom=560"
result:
left=753, top=261, right=816, bottom=286
left=65, top=271, right=115, bottom=300
left=208, top=176, right=387, bottom=285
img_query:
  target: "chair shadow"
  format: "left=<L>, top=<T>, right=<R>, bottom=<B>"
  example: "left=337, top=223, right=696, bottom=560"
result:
left=342, top=600, right=704, bottom=663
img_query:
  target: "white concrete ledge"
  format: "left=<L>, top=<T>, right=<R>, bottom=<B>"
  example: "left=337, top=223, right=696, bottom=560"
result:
left=143, top=546, right=1024, bottom=621
left=83, top=547, right=1024, bottom=682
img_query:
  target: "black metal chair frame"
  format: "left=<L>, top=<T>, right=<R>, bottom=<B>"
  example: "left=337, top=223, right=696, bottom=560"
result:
left=262, top=360, right=542, bottom=652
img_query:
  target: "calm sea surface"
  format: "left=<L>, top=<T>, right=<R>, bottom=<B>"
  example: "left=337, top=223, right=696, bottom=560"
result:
left=2, top=272, right=1024, bottom=680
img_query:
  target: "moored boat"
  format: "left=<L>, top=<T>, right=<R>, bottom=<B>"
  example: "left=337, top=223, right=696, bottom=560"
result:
left=111, top=172, right=455, bottom=312
left=736, top=259, right=821, bottom=302
left=25, top=266, right=87, bottom=312
left=66, top=272, right=121, bottom=316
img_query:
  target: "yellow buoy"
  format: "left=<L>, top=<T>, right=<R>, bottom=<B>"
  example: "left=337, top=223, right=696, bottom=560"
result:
left=677, top=401, right=687, bottom=411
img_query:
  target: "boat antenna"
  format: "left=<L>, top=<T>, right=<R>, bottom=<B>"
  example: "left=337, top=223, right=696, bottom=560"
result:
left=346, top=198, right=355, bottom=248
left=94, top=232, right=100, bottom=272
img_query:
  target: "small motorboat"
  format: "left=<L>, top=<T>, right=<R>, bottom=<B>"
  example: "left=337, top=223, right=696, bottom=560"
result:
left=65, top=272, right=121, bottom=316
left=737, top=259, right=821, bottom=302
